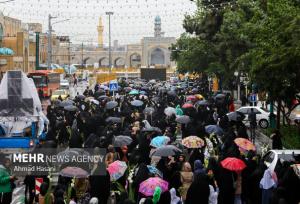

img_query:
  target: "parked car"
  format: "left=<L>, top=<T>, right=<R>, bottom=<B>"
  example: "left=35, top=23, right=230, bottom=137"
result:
left=236, top=106, right=271, bottom=129
left=263, top=150, right=300, bottom=172
left=60, top=79, right=70, bottom=90
left=50, top=89, right=69, bottom=101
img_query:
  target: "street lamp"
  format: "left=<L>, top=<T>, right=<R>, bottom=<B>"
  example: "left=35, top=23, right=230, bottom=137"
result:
left=234, top=71, right=241, bottom=103
left=106, top=11, right=114, bottom=73
left=47, top=14, right=70, bottom=70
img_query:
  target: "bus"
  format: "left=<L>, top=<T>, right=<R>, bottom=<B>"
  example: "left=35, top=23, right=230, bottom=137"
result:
left=28, top=70, right=60, bottom=97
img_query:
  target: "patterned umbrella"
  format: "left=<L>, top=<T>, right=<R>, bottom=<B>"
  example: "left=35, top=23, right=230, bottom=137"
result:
left=139, top=177, right=169, bottom=196
left=182, top=136, right=205, bottom=149
left=221, top=157, right=246, bottom=172
left=234, top=138, right=256, bottom=151
left=150, top=136, right=170, bottom=148
left=147, top=165, right=163, bottom=178
left=60, top=167, right=89, bottom=178
left=107, top=160, right=128, bottom=181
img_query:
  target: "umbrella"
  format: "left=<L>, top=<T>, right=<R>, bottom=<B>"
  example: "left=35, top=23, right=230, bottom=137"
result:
left=151, top=96, right=161, bottom=103
left=60, top=167, right=89, bottom=178
left=195, top=94, right=204, bottom=100
left=129, top=90, right=139, bottom=95
left=167, top=90, right=177, bottom=96
left=234, top=138, right=256, bottom=151
left=142, top=127, right=162, bottom=133
left=59, top=100, right=74, bottom=107
left=140, top=91, right=147, bottom=95
left=182, top=136, right=205, bottom=149
left=175, top=105, right=183, bottom=116
left=53, top=99, right=61, bottom=107
left=227, top=111, right=246, bottom=122
left=64, top=105, right=78, bottom=112
left=164, top=107, right=176, bottom=117
left=124, top=87, right=132, bottom=92
left=147, top=165, right=163, bottom=178
left=186, top=95, right=197, bottom=102
left=90, top=99, right=100, bottom=105
left=139, top=95, right=148, bottom=100
left=215, top=93, right=226, bottom=99
left=205, top=125, right=224, bottom=136
left=195, top=100, right=209, bottom=107
left=105, top=101, right=118, bottom=110
left=221, top=157, right=246, bottom=172
left=143, top=107, right=155, bottom=115
left=141, top=86, right=149, bottom=91
left=98, top=95, right=109, bottom=100
left=176, top=115, right=191, bottom=124
left=150, top=136, right=170, bottom=148
left=100, top=85, right=109, bottom=90
left=76, top=95, right=86, bottom=100
left=139, top=177, right=169, bottom=196
left=107, top=160, right=127, bottom=181
left=151, top=145, right=182, bottom=157
left=106, top=117, right=122, bottom=124
left=94, top=89, right=106, bottom=98
left=113, top=135, right=133, bottom=147
left=131, top=100, right=144, bottom=107
left=182, top=103, right=194, bottom=109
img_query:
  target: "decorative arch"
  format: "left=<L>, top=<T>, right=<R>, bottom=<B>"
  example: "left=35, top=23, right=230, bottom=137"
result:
left=129, top=53, right=141, bottom=68
left=114, top=57, right=125, bottom=68
left=99, top=57, right=109, bottom=67
left=150, top=47, right=165, bottom=66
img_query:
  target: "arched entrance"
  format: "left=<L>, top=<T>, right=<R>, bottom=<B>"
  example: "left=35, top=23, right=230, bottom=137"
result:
left=99, top=57, right=109, bottom=67
left=114, top=57, right=125, bottom=68
left=130, top=53, right=141, bottom=68
left=150, top=48, right=165, bottom=65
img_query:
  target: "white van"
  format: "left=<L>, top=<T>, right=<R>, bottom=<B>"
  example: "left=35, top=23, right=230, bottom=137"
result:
left=263, top=149, right=300, bottom=172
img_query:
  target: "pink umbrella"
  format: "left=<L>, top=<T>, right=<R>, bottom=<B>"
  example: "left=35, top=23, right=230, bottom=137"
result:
left=186, top=95, right=197, bottom=102
left=139, top=177, right=169, bottom=196
left=107, top=160, right=127, bottom=181
left=182, top=103, right=194, bottom=109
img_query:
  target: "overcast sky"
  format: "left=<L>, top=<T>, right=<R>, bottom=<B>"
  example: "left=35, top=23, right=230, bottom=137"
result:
left=1, top=0, right=197, bottom=45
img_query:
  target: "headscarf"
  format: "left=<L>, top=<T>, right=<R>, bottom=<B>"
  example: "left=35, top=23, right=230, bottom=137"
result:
left=152, top=186, right=162, bottom=204
left=260, top=168, right=277, bottom=189
left=194, top=160, right=206, bottom=176
left=182, top=162, right=192, bottom=172
left=170, top=188, right=180, bottom=204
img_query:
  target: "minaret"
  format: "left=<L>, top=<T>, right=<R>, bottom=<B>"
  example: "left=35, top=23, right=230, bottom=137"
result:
left=154, top=15, right=162, bottom=37
left=97, top=17, right=104, bottom=49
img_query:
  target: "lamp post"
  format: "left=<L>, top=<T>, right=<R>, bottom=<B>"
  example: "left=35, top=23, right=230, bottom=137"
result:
left=106, top=11, right=113, bottom=73
left=234, top=71, right=241, bottom=104
left=47, top=15, right=70, bottom=70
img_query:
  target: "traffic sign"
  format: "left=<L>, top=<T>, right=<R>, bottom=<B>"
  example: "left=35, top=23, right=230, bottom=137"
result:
left=250, top=94, right=257, bottom=102
left=109, top=81, right=118, bottom=91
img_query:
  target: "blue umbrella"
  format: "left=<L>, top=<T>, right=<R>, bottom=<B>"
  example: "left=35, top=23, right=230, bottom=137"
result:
left=150, top=136, right=170, bottom=148
left=147, top=165, right=163, bottom=178
left=205, top=125, right=224, bottom=136
left=131, top=100, right=144, bottom=107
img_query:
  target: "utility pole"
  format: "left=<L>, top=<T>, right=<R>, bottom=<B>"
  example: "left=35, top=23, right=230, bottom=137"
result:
left=106, top=11, right=113, bottom=73
left=81, top=42, right=84, bottom=69
left=47, top=14, right=57, bottom=70
left=35, top=32, right=40, bottom=70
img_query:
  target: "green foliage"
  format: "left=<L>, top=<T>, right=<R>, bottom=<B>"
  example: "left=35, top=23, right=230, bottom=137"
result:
left=173, top=0, right=300, bottom=96
left=264, top=126, right=300, bottom=149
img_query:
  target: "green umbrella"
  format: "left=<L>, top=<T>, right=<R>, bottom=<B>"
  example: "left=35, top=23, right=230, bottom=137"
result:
left=175, top=105, right=183, bottom=116
left=129, top=90, right=139, bottom=95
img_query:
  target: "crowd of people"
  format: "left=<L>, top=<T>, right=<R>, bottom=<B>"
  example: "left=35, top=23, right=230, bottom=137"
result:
left=0, top=78, right=299, bottom=204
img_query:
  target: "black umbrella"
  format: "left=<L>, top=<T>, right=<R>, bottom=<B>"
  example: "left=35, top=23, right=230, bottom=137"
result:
left=150, top=145, right=182, bottom=157
left=227, top=111, right=246, bottom=122
left=64, top=105, right=78, bottom=112
left=105, top=101, right=118, bottom=110
left=59, top=100, right=74, bottom=107
left=94, top=89, right=106, bottom=98
left=77, top=95, right=86, bottom=100
left=113, top=135, right=133, bottom=147
left=175, top=115, right=191, bottom=124
left=106, top=117, right=122, bottom=124
left=195, top=100, right=209, bottom=107
left=215, top=93, right=226, bottom=99
left=98, top=95, right=109, bottom=101
left=131, top=100, right=144, bottom=107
